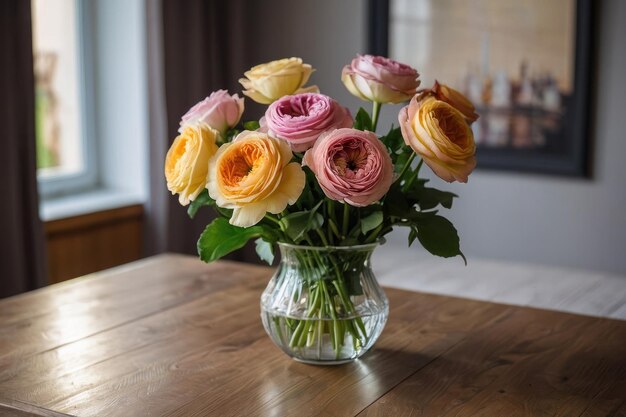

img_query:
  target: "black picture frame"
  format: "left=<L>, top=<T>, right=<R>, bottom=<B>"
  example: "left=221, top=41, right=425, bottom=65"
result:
left=368, top=0, right=595, bottom=177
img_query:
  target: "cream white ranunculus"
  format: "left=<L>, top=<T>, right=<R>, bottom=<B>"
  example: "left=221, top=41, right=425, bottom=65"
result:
left=342, top=54, right=420, bottom=104
left=239, top=58, right=319, bottom=104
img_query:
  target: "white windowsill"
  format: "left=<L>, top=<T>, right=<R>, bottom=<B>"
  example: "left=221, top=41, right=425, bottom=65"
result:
left=40, top=188, right=145, bottom=222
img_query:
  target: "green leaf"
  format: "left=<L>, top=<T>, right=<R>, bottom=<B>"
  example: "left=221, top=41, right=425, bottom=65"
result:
left=187, top=189, right=215, bottom=219
left=394, top=151, right=412, bottom=174
left=225, top=128, right=240, bottom=142
left=197, top=218, right=266, bottom=263
left=279, top=201, right=323, bottom=242
left=382, top=126, right=404, bottom=153
left=243, top=120, right=260, bottom=131
left=255, top=238, right=275, bottom=265
left=353, top=107, right=373, bottom=131
left=414, top=215, right=464, bottom=260
left=408, top=226, right=418, bottom=247
left=360, top=211, right=383, bottom=234
left=410, top=187, right=458, bottom=210
left=384, top=183, right=412, bottom=219
left=280, top=209, right=324, bottom=242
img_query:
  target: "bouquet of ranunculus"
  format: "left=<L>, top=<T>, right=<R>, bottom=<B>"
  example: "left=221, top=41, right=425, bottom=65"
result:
left=165, top=55, right=478, bottom=363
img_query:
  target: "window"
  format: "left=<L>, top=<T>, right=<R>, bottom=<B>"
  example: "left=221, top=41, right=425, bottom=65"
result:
left=32, top=0, right=97, bottom=197
left=35, top=0, right=150, bottom=221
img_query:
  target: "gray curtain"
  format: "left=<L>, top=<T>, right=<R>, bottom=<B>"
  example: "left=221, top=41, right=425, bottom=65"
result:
left=0, top=0, right=48, bottom=297
left=145, top=0, right=261, bottom=261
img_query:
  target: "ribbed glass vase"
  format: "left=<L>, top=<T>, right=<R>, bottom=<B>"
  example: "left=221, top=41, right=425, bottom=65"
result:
left=260, top=242, right=388, bottom=365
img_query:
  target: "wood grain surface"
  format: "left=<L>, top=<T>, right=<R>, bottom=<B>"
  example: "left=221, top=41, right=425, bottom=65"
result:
left=0, top=254, right=624, bottom=417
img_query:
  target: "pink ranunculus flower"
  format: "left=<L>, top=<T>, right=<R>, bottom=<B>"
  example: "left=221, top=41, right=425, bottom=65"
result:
left=341, top=54, right=420, bottom=104
left=303, top=128, right=393, bottom=206
left=261, top=93, right=353, bottom=152
left=179, top=90, right=244, bottom=134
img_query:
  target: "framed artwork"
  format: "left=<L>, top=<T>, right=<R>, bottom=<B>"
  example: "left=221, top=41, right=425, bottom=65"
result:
left=368, top=0, right=594, bottom=177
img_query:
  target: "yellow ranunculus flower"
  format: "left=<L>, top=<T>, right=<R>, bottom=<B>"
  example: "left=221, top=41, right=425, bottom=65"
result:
left=165, top=124, right=219, bottom=205
left=207, top=131, right=305, bottom=227
left=239, top=58, right=319, bottom=104
left=399, top=95, right=476, bottom=183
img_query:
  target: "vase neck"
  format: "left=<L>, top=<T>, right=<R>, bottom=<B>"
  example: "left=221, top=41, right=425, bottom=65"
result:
left=277, top=243, right=376, bottom=271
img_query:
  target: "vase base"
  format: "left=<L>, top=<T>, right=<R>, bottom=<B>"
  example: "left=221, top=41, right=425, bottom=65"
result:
left=293, top=357, right=355, bottom=366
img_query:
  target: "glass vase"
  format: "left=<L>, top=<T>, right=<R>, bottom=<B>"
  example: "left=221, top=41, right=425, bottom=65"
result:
left=260, top=242, right=389, bottom=365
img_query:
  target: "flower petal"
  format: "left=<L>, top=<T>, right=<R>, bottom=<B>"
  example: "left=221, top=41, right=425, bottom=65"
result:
left=230, top=203, right=268, bottom=227
left=265, top=162, right=306, bottom=214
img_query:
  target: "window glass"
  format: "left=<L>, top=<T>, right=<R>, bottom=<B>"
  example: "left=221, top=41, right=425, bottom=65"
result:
left=32, top=0, right=84, bottom=178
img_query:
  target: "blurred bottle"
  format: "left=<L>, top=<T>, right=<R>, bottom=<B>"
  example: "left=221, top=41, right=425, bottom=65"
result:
left=543, top=75, right=561, bottom=112
left=482, top=75, right=493, bottom=105
left=517, top=61, right=533, bottom=106
left=491, top=70, right=511, bottom=108
left=465, top=66, right=483, bottom=106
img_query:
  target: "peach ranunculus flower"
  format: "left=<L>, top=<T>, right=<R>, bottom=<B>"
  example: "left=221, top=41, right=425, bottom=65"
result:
left=207, top=130, right=306, bottom=227
left=165, top=124, right=220, bottom=205
left=239, top=58, right=319, bottom=105
left=341, top=55, right=420, bottom=104
left=303, top=128, right=393, bottom=206
left=431, top=81, right=479, bottom=123
left=399, top=94, right=476, bottom=183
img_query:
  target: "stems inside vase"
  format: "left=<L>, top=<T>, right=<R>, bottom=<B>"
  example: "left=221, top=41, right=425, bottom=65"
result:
left=261, top=244, right=387, bottom=363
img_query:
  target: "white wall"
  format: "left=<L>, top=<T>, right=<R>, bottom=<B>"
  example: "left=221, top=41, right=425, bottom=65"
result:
left=251, top=0, right=626, bottom=274
left=398, top=0, right=626, bottom=275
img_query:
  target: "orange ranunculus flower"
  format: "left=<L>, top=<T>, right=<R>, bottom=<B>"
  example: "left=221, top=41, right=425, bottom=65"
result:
left=207, top=131, right=305, bottom=227
left=239, top=58, right=319, bottom=105
left=165, top=124, right=219, bottom=205
left=399, top=94, right=476, bottom=183
left=432, top=81, right=479, bottom=123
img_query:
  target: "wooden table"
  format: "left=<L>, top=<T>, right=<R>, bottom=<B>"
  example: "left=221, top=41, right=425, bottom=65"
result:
left=1, top=254, right=625, bottom=417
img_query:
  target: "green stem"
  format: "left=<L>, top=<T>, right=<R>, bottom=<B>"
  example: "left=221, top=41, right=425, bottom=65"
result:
left=332, top=279, right=364, bottom=334
left=328, top=258, right=368, bottom=339
left=264, top=214, right=282, bottom=227
left=328, top=219, right=342, bottom=240
left=371, top=101, right=382, bottom=132
left=318, top=269, right=340, bottom=354
left=365, top=223, right=383, bottom=243
left=315, top=228, right=329, bottom=246
left=414, top=157, right=423, bottom=175
left=342, top=203, right=350, bottom=239
left=402, top=158, right=423, bottom=192
left=280, top=246, right=372, bottom=358
left=396, top=153, right=417, bottom=185
left=215, top=207, right=232, bottom=219
left=327, top=200, right=340, bottom=245
left=347, top=223, right=361, bottom=239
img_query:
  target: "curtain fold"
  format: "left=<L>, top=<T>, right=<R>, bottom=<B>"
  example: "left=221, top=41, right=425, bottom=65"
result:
left=0, top=0, right=48, bottom=297
left=146, top=0, right=260, bottom=262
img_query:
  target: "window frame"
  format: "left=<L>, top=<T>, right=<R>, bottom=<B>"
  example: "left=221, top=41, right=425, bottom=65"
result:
left=36, top=0, right=99, bottom=198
